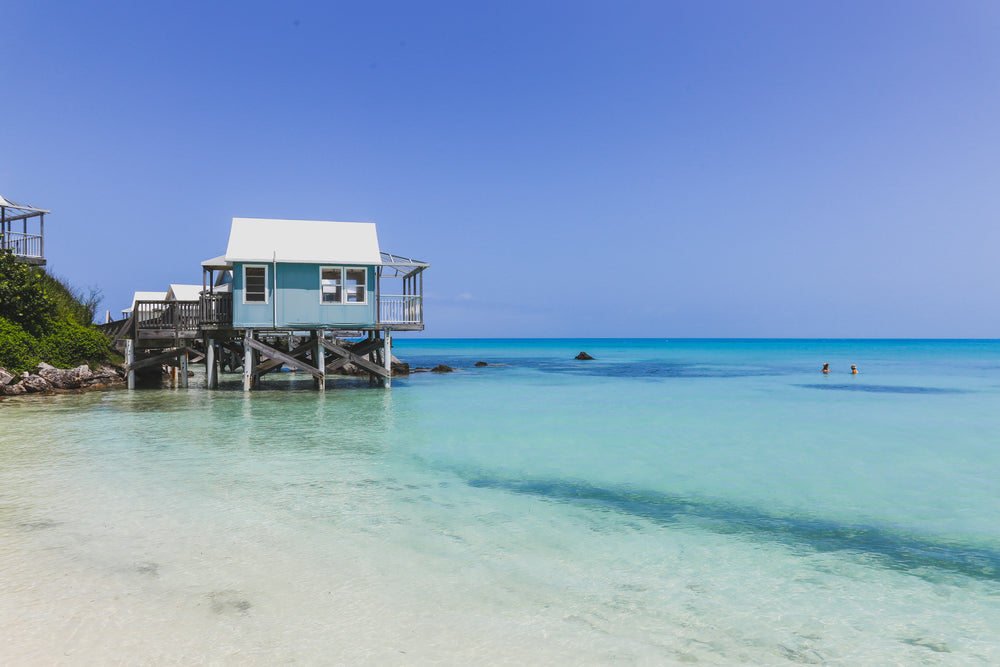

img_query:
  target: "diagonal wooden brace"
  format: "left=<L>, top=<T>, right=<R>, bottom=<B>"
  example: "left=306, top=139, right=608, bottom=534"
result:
left=126, top=346, right=191, bottom=372
left=247, top=337, right=324, bottom=380
left=255, top=340, right=318, bottom=375
left=320, top=339, right=389, bottom=378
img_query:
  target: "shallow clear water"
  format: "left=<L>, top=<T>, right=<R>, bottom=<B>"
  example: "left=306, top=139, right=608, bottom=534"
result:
left=2, top=339, right=999, bottom=664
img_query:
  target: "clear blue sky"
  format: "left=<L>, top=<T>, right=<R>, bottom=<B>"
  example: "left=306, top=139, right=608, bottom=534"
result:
left=3, top=1, right=999, bottom=337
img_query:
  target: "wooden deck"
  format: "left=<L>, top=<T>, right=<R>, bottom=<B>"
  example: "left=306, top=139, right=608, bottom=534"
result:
left=98, top=292, right=422, bottom=390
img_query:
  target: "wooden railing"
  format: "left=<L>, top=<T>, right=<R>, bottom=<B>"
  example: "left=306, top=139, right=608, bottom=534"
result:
left=1, top=232, right=43, bottom=259
left=102, top=292, right=420, bottom=340
left=200, top=293, right=233, bottom=325
left=134, top=300, right=201, bottom=330
left=379, top=295, right=422, bottom=324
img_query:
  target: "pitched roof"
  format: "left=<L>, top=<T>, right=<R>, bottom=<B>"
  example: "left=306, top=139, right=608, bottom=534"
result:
left=167, top=284, right=203, bottom=301
left=122, top=291, right=168, bottom=313
left=224, top=218, right=381, bottom=264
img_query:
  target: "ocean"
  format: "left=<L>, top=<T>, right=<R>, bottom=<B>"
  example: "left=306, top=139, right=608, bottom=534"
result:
left=2, top=339, right=999, bottom=664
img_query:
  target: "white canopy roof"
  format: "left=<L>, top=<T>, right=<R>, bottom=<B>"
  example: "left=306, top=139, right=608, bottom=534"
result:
left=200, top=254, right=232, bottom=269
left=224, top=218, right=381, bottom=265
left=0, top=194, right=50, bottom=215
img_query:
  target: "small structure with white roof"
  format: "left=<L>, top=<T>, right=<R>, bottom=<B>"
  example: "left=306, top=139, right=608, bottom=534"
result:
left=111, top=217, right=428, bottom=392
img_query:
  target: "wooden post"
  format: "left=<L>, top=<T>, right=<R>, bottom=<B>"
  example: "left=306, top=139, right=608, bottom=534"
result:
left=206, top=338, right=217, bottom=389
left=125, top=338, right=135, bottom=389
left=315, top=330, right=325, bottom=391
left=243, top=329, right=253, bottom=391
left=383, top=330, right=392, bottom=388
left=180, top=347, right=189, bottom=388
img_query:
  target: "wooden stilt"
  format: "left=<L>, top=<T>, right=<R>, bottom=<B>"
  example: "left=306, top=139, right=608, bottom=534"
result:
left=243, top=329, right=253, bottom=391
left=383, top=330, right=392, bottom=388
left=315, top=329, right=325, bottom=391
left=125, top=338, right=135, bottom=389
left=206, top=337, right=217, bottom=389
left=180, top=346, right=189, bottom=388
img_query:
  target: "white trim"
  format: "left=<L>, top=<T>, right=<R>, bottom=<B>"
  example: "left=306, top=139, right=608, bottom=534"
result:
left=243, top=264, right=269, bottom=305
left=318, top=266, right=367, bottom=305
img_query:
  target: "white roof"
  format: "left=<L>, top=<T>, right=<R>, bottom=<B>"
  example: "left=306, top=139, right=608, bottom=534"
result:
left=167, top=284, right=203, bottom=301
left=123, top=291, right=168, bottom=313
left=224, top=218, right=381, bottom=264
left=201, top=254, right=232, bottom=269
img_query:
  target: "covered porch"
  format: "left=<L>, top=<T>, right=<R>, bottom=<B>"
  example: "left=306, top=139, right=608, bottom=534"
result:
left=0, top=194, right=49, bottom=266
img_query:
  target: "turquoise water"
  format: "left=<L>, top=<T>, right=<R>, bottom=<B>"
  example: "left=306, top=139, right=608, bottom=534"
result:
left=2, top=339, right=999, bottom=664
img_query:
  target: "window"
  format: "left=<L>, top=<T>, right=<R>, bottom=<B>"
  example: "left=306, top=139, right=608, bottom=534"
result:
left=244, top=265, right=267, bottom=303
left=320, top=268, right=342, bottom=303
left=320, top=267, right=366, bottom=305
left=345, top=268, right=366, bottom=303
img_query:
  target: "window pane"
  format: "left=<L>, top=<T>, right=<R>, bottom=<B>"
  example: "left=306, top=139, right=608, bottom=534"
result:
left=246, top=267, right=266, bottom=303
left=321, top=268, right=342, bottom=303
left=345, top=268, right=366, bottom=303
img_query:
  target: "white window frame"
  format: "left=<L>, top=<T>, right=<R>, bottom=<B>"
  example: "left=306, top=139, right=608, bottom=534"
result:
left=319, top=266, right=343, bottom=305
left=243, top=264, right=269, bottom=305
left=319, top=266, right=367, bottom=305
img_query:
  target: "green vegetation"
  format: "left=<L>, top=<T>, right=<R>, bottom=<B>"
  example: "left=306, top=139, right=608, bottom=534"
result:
left=0, top=249, right=114, bottom=373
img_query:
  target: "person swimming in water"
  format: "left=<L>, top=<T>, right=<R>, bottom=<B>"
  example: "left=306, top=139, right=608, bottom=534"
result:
left=851, top=364, right=858, bottom=374
left=822, top=362, right=830, bottom=374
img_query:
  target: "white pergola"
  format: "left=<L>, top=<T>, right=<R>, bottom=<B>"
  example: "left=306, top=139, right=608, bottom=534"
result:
left=0, top=194, right=50, bottom=265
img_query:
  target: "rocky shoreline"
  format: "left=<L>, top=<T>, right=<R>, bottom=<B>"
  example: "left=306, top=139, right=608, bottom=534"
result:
left=0, top=362, right=125, bottom=397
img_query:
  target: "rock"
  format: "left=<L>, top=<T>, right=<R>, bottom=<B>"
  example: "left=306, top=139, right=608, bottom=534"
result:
left=72, top=365, right=94, bottom=382
left=474, top=361, right=488, bottom=367
left=391, top=361, right=410, bottom=376
left=575, top=351, right=595, bottom=360
left=0, top=367, right=15, bottom=387
left=3, top=382, right=27, bottom=396
left=430, top=364, right=454, bottom=373
left=20, top=374, right=54, bottom=393
left=36, top=363, right=82, bottom=389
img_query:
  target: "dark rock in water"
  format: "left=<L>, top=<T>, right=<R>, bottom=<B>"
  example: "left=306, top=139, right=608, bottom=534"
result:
left=575, top=351, right=595, bottom=360
left=430, top=364, right=454, bottom=373
left=391, top=361, right=410, bottom=375
left=474, top=361, right=488, bottom=367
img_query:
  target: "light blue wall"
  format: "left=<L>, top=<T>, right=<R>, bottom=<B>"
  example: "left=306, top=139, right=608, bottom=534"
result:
left=232, top=261, right=275, bottom=328
left=232, top=262, right=376, bottom=329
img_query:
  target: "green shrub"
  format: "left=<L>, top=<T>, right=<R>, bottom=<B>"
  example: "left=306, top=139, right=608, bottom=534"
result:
left=1, top=248, right=113, bottom=372
left=0, top=250, right=55, bottom=334
left=37, top=317, right=113, bottom=369
left=0, top=317, right=39, bottom=373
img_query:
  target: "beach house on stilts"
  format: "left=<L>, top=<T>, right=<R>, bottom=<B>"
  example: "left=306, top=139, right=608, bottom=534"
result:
left=110, top=218, right=428, bottom=391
